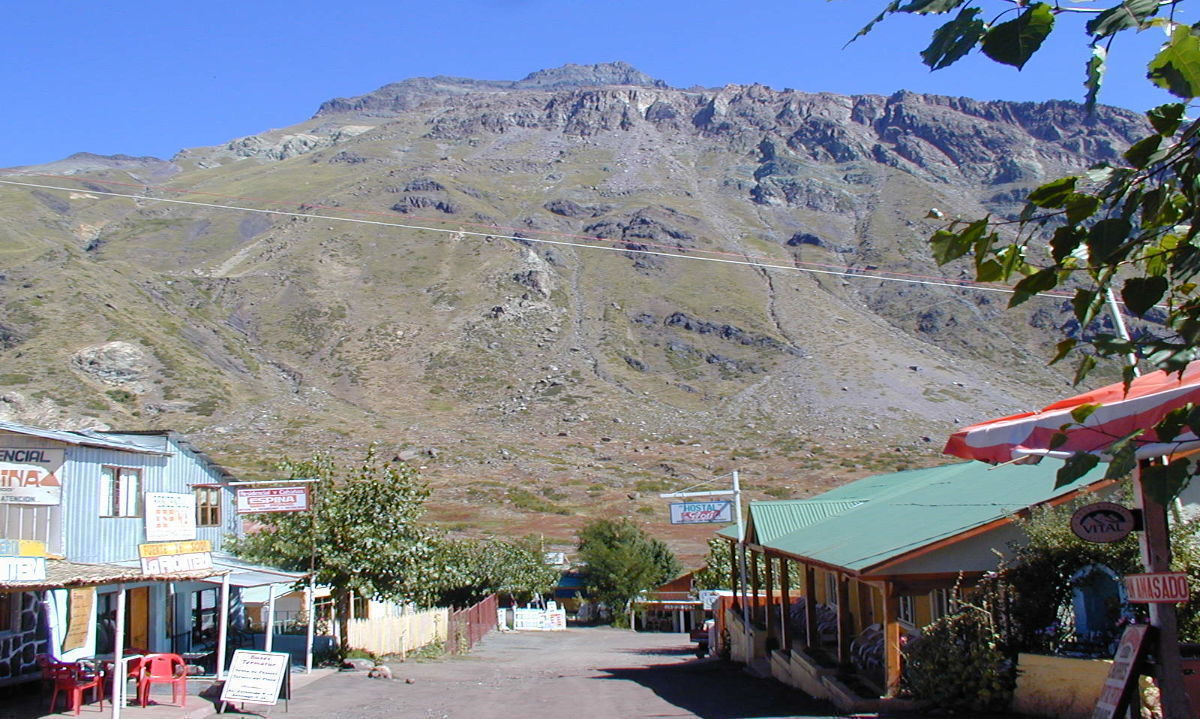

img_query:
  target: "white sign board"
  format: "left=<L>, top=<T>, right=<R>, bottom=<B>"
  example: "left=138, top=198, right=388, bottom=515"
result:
left=140, top=552, right=213, bottom=575
left=236, top=486, right=311, bottom=514
left=669, top=501, right=733, bottom=525
left=145, top=492, right=198, bottom=542
left=513, top=608, right=567, bottom=631
left=220, top=650, right=291, bottom=706
left=0, top=448, right=65, bottom=505
left=0, top=556, right=47, bottom=581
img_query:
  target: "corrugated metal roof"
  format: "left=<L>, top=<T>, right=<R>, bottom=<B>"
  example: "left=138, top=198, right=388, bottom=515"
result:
left=0, top=421, right=168, bottom=455
left=749, top=500, right=863, bottom=544
left=731, top=460, right=1107, bottom=574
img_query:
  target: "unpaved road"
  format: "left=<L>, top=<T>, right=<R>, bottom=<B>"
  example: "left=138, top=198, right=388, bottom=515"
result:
left=278, top=627, right=849, bottom=719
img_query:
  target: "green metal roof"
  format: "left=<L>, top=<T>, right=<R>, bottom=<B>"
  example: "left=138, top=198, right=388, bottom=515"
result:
left=731, top=460, right=1106, bottom=574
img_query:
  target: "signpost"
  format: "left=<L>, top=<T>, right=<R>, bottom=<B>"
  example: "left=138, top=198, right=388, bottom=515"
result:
left=219, top=649, right=291, bottom=713
left=669, top=501, right=733, bottom=525
left=236, top=486, right=311, bottom=514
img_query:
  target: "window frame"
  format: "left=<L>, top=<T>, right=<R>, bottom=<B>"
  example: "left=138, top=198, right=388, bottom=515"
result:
left=825, top=572, right=839, bottom=607
left=897, top=595, right=916, bottom=626
left=194, top=486, right=221, bottom=527
left=99, top=465, right=143, bottom=518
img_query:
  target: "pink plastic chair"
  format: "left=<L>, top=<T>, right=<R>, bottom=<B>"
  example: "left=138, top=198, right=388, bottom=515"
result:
left=137, top=653, right=188, bottom=707
left=49, top=663, right=105, bottom=715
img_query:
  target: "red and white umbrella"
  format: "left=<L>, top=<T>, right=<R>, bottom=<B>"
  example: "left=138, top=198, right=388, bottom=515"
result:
left=944, top=362, right=1200, bottom=463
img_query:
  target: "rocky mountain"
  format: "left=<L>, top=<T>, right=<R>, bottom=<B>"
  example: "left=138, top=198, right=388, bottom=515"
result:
left=0, top=63, right=1146, bottom=557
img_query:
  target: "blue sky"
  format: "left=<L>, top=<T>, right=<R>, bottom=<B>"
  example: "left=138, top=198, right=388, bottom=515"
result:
left=3, top=0, right=1184, bottom=168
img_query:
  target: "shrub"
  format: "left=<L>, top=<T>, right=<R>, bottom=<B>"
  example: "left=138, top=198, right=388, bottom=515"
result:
left=903, top=606, right=1015, bottom=714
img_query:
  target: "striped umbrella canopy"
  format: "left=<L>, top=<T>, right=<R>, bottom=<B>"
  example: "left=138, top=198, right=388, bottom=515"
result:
left=944, top=362, right=1200, bottom=464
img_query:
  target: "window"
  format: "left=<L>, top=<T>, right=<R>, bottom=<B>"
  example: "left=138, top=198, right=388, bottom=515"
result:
left=897, top=595, right=916, bottom=626
left=192, top=588, right=219, bottom=647
left=195, top=487, right=221, bottom=527
left=100, top=466, right=142, bottom=517
left=931, top=588, right=959, bottom=621
left=825, top=572, right=839, bottom=607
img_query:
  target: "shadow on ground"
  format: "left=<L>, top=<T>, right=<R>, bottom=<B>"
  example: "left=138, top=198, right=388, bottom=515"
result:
left=594, top=657, right=845, bottom=719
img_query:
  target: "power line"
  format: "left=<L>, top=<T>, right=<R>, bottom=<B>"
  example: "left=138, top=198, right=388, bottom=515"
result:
left=0, top=174, right=1071, bottom=302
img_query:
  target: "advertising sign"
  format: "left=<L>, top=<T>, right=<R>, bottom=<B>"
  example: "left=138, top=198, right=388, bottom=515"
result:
left=219, top=650, right=291, bottom=706
left=1092, top=624, right=1151, bottom=719
left=0, top=448, right=65, bottom=505
left=669, top=501, right=733, bottom=525
left=145, top=492, right=197, bottom=542
left=236, top=486, right=310, bottom=514
left=0, top=556, right=46, bottom=581
left=1124, top=572, right=1190, bottom=603
left=139, top=539, right=213, bottom=575
left=1071, top=502, right=1136, bottom=543
left=0, top=539, right=47, bottom=556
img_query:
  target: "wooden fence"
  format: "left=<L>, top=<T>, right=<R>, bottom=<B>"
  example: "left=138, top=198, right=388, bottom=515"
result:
left=346, top=605, right=448, bottom=657
left=447, top=594, right=499, bottom=654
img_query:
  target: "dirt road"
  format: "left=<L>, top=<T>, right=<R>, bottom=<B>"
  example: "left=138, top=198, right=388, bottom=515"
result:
left=275, top=627, right=849, bottom=719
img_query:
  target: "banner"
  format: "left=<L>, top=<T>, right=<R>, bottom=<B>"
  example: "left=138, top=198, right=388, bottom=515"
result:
left=0, top=448, right=65, bottom=505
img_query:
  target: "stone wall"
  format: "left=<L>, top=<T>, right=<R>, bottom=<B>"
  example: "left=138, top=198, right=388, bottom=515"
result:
left=0, top=591, right=49, bottom=685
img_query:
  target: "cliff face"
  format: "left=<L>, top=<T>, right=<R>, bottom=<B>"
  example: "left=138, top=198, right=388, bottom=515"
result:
left=0, top=63, right=1145, bottom=539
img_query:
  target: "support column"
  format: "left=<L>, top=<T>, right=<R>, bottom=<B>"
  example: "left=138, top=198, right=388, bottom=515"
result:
left=883, top=583, right=902, bottom=697
left=764, top=551, right=775, bottom=644
left=750, top=551, right=760, bottom=626
left=113, top=585, right=127, bottom=719
left=804, top=566, right=817, bottom=649
left=728, top=541, right=738, bottom=608
left=264, top=583, right=277, bottom=652
left=216, top=573, right=230, bottom=681
left=779, top=556, right=791, bottom=651
left=836, top=575, right=852, bottom=666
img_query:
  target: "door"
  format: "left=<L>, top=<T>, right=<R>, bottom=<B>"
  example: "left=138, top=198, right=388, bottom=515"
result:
left=128, top=587, right=150, bottom=651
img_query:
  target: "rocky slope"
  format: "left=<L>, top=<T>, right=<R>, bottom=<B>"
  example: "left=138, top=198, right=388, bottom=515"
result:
left=0, top=63, right=1146, bottom=558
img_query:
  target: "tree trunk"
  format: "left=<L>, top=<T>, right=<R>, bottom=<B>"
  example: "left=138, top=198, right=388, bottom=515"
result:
left=335, top=589, right=352, bottom=654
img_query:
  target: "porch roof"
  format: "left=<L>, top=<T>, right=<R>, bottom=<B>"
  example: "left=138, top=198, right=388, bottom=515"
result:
left=0, top=559, right=225, bottom=591
left=108, top=553, right=306, bottom=588
left=719, top=460, right=1109, bottom=575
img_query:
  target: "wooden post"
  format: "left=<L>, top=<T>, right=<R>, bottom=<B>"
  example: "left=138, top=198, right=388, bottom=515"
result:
left=729, top=541, right=738, bottom=604
left=836, top=575, right=852, bottom=666
left=779, top=556, right=791, bottom=651
left=764, top=551, right=775, bottom=644
left=883, top=583, right=903, bottom=697
left=750, top=550, right=760, bottom=627
left=804, top=566, right=818, bottom=648
left=1134, top=461, right=1193, bottom=718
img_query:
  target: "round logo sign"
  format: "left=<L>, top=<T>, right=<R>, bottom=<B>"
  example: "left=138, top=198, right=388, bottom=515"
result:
left=1070, top=502, right=1136, bottom=543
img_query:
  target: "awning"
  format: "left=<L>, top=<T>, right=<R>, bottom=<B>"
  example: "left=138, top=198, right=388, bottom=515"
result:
left=0, top=559, right=226, bottom=591
left=944, top=362, right=1200, bottom=463
left=107, top=553, right=306, bottom=588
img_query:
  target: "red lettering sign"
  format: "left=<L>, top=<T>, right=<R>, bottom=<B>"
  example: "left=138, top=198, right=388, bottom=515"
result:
left=1124, top=572, right=1190, bottom=603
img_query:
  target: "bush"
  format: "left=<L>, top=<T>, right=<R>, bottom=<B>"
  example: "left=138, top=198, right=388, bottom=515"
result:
left=903, top=606, right=1015, bottom=714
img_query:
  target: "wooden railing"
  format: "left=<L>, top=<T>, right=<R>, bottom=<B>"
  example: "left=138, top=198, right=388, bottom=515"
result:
left=446, top=594, right=499, bottom=654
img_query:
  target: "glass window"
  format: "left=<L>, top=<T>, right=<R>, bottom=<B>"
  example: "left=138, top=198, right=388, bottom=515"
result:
left=192, top=588, right=219, bottom=646
left=931, top=588, right=958, bottom=621
left=898, top=595, right=916, bottom=626
left=825, top=572, right=839, bottom=607
left=100, top=466, right=142, bottom=517
left=195, top=487, right=221, bottom=527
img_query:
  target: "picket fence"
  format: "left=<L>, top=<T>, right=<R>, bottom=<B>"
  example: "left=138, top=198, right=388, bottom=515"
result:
left=345, top=605, right=449, bottom=657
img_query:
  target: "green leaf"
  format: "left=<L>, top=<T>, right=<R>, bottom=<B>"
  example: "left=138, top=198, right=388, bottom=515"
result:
left=1104, top=437, right=1139, bottom=479
left=981, top=3, right=1055, bottom=70
left=1142, top=460, right=1193, bottom=504
left=1027, top=176, right=1077, bottom=208
left=1055, top=452, right=1100, bottom=488
left=1087, top=218, right=1133, bottom=263
left=899, top=0, right=965, bottom=13
left=850, top=0, right=903, bottom=43
left=1085, top=44, right=1106, bottom=113
left=1157, top=405, right=1191, bottom=441
left=1070, top=403, right=1101, bottom=424
left=1009, top=267, right=1059, bottom=306
left=1052, top=338, right=1077, bottom=365
left=1086, top=0, right=1162, bottom=37
left=1050, top=225, right=1087, bottom=263
left=976, top=258, right=1003, bottom=283
left=1065, top=194, right=1101, bottom=225
left=1186, top=404, right=1200, bottom=439
left=1048, top=431, right=1070, bottom=450
left=1121, top=275, right=1169, bottom=316
left=1124, top=134, right=1164, bottom=168
left=1147, top=103, right=1187, bottom=135
left=921, top=7, right=987, bottom=70
left=1074, top=354, right=1098, bottom=385
left=931, top=228, right=972, bottom=264
left=1148, top=23, right=1200, bottom=100
left=1072, top=288, right=1099, bottom=325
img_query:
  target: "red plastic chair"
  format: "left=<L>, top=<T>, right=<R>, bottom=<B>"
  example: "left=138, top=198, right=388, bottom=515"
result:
left=137, top=653, right=188, bottom=707
left=49, top=663, right=105, bottom=715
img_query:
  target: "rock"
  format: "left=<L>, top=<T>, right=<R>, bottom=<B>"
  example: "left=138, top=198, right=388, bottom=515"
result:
left=342, top=658, right=375, bottom=671
left=70, top=341, right=152, bottom=391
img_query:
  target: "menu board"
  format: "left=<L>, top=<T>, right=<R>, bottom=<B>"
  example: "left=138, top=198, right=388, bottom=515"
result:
left=62, top=588, right=94, bottom=652
left=220, top=650, right=291, bottom=706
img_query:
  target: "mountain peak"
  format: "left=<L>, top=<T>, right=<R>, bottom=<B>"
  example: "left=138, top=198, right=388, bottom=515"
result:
left=514, top=62, right=667, bottom=90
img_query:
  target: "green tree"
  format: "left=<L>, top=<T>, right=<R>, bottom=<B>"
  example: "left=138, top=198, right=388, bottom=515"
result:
left=230, top=446, right=440, bottom=649
left=432, top=535, right=559, bottom=608
left=858, top=0, right=1200, bottom=496
left=576, top=518, right=682, bottom=622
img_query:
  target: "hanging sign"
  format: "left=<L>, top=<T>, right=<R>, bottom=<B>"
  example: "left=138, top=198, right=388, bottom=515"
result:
left=236, top=486, right=311, bottom=514
left=220, top=650, right=292, bottom=707
left=1124, top=572, right=1190, bottom=603
left=669, top=501, right=733, bottom=525
left=0, top=448, right=65, bottom=505
left=1092, top=624, right=1151, bottom=719
left=1070, top=502, right=1136, bottom=543
left=145, top=492, right=198, bottom=542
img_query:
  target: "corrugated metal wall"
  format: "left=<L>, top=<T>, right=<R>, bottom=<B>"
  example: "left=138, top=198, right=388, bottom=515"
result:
left=0, top=432, right=65, bottom=554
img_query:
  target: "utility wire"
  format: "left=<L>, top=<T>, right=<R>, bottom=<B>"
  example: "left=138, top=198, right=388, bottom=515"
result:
left=0, top=175, right=1071, bottom=302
